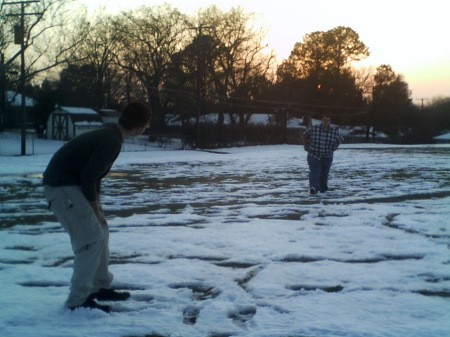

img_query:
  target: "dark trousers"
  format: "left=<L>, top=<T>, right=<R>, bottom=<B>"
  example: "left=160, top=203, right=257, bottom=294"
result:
left=307, top=154, right=333, bottom=192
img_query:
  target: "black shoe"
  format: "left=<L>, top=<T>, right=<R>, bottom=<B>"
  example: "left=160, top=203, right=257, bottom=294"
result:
left=89, top=288, right=130, bottom=301
left=309, top=187, right=317, bottom=195
left=69, top=298, right=112, bottom=313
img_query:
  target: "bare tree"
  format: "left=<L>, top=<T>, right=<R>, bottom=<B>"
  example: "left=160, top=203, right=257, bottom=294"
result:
left=2, top=0, right=88, bottom=83
left=71, top=13, right=123, bottom=108
left=352, top=65, right=376, bottom=102
left=0, top=0, right=89, bottom=155
left=195, top=5, right=276, bottom=125
left=112, top=4, right=190, bottom=132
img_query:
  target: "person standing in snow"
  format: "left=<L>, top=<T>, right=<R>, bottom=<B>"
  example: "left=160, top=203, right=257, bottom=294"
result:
left=303, top=115, right=344, bottom=195
left=43, top=101, right=152, bottom=313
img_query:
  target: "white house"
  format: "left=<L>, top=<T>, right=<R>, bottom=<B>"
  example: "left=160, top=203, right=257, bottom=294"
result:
left=433, top=132, right=450, bottom=144
left=46, top=106, right=103, bottom=140
left=3, top=91, right=37, bottom=128
left=7, top=90, right=37, bottom=107
left=98, top=108, right=120, bottom=124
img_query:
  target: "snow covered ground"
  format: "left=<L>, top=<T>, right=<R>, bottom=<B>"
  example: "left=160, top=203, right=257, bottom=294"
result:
left=0, top=132, right=449, bottom=337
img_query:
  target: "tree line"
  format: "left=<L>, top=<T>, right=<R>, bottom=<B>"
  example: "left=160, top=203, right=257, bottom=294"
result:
left=1, top=0, right=448, bottom=146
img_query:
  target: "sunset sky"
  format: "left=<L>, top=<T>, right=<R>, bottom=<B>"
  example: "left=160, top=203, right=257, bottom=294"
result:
left=80, top=0, right=450, bottom=103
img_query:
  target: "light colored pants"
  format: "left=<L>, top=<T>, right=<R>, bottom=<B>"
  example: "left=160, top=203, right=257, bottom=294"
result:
left=44, top=185, right=113, bottom=307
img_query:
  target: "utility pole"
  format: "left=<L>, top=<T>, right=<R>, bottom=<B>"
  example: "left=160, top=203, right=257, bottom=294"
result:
left=4, top=1, right=41, bottom=155
left=417, top=98, right=428, bottom=111
left=0, top=53, right=5, bottom=131
left=190, top=24, right=213, bottom=149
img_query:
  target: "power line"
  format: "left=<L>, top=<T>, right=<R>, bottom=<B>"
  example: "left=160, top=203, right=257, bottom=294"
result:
left=49, top=65, right=366, bottom=113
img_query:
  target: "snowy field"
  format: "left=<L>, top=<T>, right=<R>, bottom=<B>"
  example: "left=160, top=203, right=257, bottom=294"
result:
left=0, top=132, right=450, bottom=337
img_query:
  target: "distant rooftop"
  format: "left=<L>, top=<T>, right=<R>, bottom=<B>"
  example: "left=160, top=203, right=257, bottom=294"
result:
left=59, top=106, right=98, bottom=115
left=6, top=90, right=36, bottom=107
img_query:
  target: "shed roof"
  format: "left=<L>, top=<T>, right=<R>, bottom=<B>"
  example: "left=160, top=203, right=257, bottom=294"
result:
left=433, top=132, right=450, bottom=140
left=59, top=106, right=98, bottom=115
left=50, top=106, right=103, bottom=124
left=98, top=109, right=120, bottom=117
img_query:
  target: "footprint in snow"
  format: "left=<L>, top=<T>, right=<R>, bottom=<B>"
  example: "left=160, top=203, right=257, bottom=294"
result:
left=227, top=306, right=257, bottom=327
left=183, top=305, right=201, bottom=325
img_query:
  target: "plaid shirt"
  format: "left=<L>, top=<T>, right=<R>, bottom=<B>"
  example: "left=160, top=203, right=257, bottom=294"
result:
left=304, top=124, right=344, bottom=159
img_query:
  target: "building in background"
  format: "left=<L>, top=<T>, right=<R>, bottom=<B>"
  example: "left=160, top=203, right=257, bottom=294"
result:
left=2, top=91, right=37, bottom=129
left=46, top=106, right=103, bottom=140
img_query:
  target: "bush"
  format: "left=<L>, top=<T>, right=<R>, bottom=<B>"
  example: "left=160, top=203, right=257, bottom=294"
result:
left=196, top=123, right=286, bottom=148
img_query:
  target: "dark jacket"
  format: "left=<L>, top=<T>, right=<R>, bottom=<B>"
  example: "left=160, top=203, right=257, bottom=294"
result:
left=43, top=124, right=123, bottom=201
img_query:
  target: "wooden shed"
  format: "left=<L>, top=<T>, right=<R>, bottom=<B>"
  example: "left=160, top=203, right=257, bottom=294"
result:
left=46, top=106, right=103, bottom=140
